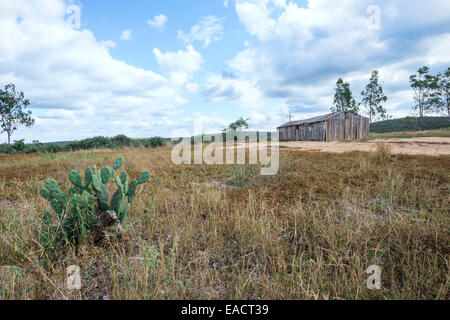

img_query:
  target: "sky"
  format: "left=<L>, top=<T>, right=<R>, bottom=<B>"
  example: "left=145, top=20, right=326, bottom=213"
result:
left=0, top=0, right=449, bottom=143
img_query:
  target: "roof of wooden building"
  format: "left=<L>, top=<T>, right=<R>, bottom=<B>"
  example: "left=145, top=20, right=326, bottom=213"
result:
left=277, top=111, right=367, bottom=129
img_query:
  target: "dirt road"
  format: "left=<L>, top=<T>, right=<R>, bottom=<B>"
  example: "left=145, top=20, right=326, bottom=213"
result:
left=277, top=137, right=450, bottom=156
left=232, top=137, right=450, bottom=156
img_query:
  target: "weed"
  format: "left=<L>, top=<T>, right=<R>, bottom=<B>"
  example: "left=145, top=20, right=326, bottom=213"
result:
left=372, top=142, right=392, bottom=164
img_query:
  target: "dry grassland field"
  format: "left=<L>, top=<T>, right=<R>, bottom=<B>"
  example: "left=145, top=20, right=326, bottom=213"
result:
left=0, top=134, right=449, bottom=300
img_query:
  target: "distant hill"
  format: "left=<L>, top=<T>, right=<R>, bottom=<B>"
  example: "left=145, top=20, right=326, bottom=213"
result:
left=370, top=116, right=450, bottom=133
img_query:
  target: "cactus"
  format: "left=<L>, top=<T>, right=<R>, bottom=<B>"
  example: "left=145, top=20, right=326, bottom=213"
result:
left=36, top=157, right=150, bottom=260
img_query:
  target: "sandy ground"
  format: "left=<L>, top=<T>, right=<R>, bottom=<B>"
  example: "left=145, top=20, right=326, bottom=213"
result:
left=226, top=137, right=450, bottom=156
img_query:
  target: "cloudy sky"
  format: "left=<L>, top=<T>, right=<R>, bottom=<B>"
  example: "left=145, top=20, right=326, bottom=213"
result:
left=0, top=0, right=449, bottom=143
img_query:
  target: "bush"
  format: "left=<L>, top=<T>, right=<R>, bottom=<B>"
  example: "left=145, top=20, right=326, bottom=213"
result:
left=372, top=142, right=392, bottom=164
left=42, top=143, right=64, bottom=153
left=0, top=143, right=12, bottom=154
left=12, top=139, right=27, bottom=153
left=112, top=134, right=133, bottom=147
left=24, top=144, right=40, bottom=154
left=131, top=140, right=142, bottom=148
left=82, top=136, right=111, bottom=150
left=144, top=137, right=165, bottom=148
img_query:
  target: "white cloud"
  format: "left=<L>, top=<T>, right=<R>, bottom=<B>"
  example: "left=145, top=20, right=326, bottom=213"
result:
left=185, top=82, right=200, bottom=93
left=168, top=113, right=232, bottom=137
left=224, top=0, right=229, bottom=8
left=120, top=29, right=132, bottom=41
left=222, top=0, right=450, bottom=121
left=203, top=72, right=265, bottom=109
left=153, top=45, right=203, bottom=86
left=1, top=0, right=449, bottom=142
left=100, top=40, right=116, bottom=48
left=178, top=16, right=224, bottom=48
left=41, top=109, right=76, bottom=120
left=0, top=0, right=191, bottom=142
left=247, top=103, right=289, bottom=130
left=147, top=14, right=168, bottom=31
left=235, top=0, right=276, bottom=40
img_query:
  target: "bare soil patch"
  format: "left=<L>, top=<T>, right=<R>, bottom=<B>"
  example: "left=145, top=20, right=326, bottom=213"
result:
left=230, top=137, right=450, bottom=156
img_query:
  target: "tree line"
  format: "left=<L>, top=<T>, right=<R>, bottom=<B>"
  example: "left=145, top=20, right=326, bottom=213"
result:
left=0, top=134, right=166, bottom=155
left=331, top=66, right=449, bottom=130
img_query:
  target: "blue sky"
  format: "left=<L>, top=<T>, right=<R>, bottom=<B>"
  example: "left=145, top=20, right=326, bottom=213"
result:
left=0, top=0, right=449, bottom=143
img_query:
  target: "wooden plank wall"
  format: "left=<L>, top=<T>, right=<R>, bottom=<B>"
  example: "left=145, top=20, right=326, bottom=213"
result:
left=278, top=112, right=369, bottom=142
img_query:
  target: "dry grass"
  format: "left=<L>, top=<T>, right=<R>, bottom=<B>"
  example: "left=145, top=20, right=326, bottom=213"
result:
left=372, top=142, right=392, bottom=164
left=0, top=145, right=449, bottom=300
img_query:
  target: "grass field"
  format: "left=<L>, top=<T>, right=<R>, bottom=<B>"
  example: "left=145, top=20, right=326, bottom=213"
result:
left=0, top=142, right=449, bottom=300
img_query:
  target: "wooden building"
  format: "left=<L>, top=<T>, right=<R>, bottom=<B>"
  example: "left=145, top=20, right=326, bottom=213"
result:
left=277, top=112, right=369, bottom=142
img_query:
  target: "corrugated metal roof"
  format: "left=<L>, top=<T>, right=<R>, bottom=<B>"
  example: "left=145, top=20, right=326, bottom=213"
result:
left=277, top=112, right=346, bottom=128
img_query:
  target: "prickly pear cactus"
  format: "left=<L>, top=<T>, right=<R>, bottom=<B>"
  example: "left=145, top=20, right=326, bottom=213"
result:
left=36, top=157, right=150, bottom=259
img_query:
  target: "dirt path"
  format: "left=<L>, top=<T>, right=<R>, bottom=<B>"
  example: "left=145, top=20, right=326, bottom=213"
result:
left=277, top=137, right=450, bottom=156
left=229, top=137, right=450, bottom=156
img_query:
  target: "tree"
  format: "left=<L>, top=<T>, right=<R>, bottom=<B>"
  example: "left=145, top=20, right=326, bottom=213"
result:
left=0, top=83, right=34, bottom=145
left=409, top=67, right=439, bottom=131
left=223, top=117, right=249, bottom=132
left=331, top=78, right=360, bottom=114
left=434, top=67, right=450, bottom=120
left=361, top=70, right=388, bottom=124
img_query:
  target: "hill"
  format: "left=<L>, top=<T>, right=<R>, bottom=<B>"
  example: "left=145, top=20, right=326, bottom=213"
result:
left=370, top=116, right=450, bottom=133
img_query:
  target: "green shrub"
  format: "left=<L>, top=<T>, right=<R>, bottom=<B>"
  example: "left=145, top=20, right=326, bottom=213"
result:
left=24, top=144, right=40, bottom=154
left=42, top=143, right=64, bottom=153
left=144, top=137, right=165, bottom=148
left=36, top=157, right=150, bottom=261
left=228, top=165, right=259, bottom=188
left=131, top=140, right=142, bottom=148
left=81, top=136, right=111, bottom=150
left=12, top=139, right=27, bottom=153
left=112, top=134, right=133, bottom=147
left=0, top=143, right=12, bottom=154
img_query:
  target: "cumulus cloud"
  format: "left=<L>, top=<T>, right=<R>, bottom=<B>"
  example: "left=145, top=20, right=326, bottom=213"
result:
left=235, top=0, right=277, bottom=40
left=100, top=40, right=116, bottom=48
left=167, top=113, right=232, bottom=137
left=147, top=14, right=168, bottom=31
left=0, top=0, right=191, bottom=142
left=203, top=72, right=265, bottom=109
left=120, top=29, right=132, bottom=41
left=185, top=82, right=200, bottom=93
left=1, top=0, right=449, bottom=141
left=222, top=0, right=450, bottom=120
left=153, top=45, right=203, bottom=85
left=178, top=16, right=224, bottom=48
left=247, top=103, right=289, bottom=130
